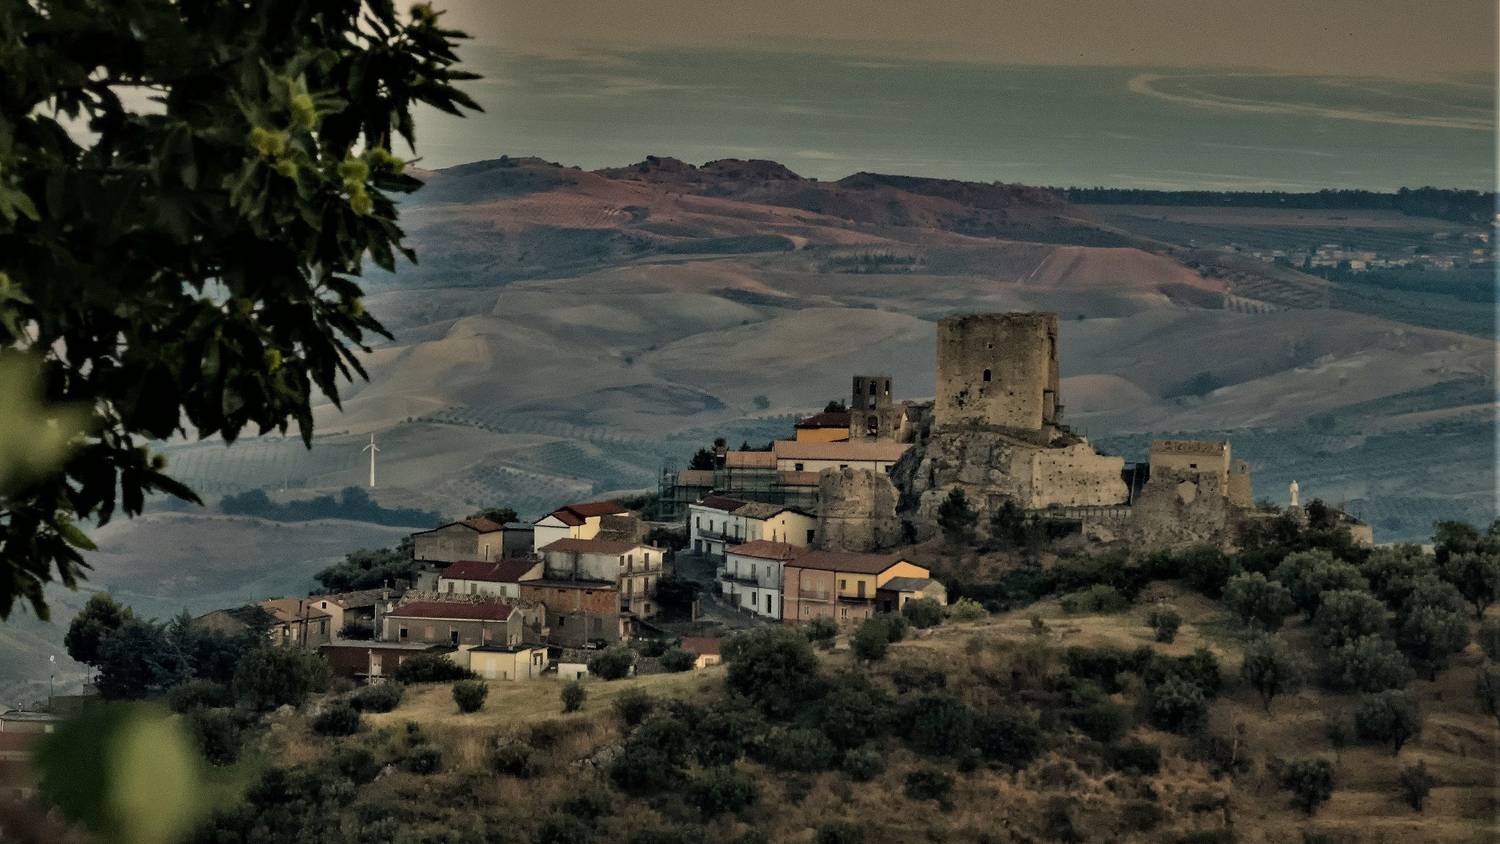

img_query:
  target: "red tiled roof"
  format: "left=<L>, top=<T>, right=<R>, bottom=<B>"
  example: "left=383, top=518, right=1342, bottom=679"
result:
left=728, top=540, right=802, bottom=561
left=540, top=500, right=628, bottom=526
left=724, top=450, right=776, bottom=469
left=696, top=495, right=748, bottom=513
left=441, top=559, right=538, bottom=583
left=460, top=517, right=503, bottom=532
left=772, top=440, right=910, bottom=462
left=386, top=599, right=515, bottom=621
left=541, top=538, right=656, bottom=555
left=789, top=550, right=919, bottom=575
left=257, top=598, right=332, bottom=624
left=795, top=411, right=850, bottom=429
left=679, top=469, right=715, bottom=485
left=680, top=637, right=721, bottom=656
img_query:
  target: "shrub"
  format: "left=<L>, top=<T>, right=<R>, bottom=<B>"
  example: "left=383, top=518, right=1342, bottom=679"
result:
left=1120, top=799, right=1165, bottom=832
left=724, top=626, right=822, bottom=718
left=816, top=676, right=895, bottom=749
left=659, top=648, right=696, bottom=673
left=975, top=707, right=1044, bottom=768
left=536, top=815, right=592, bottom=844
left=1148, top=674, right=1208, bottom=733
left=852, top=616, right=897, bottom=662
left=1063, top=646, right=1144, bottom=693
left=901, top=597, right=944, bottom=629
left=1189, top=731, right=1251, bottom=779
left=401, top=744, right=442, bottom=774
left=587, top=647, right=635, bottom=680
left=1223, top=572, right=1295, bottom=630
left=390, top=653, right=474, bottom=684
left=168, top=679, right=235, bottom=714
left=1322, top=635, right=1412, bottom=692
left=232, top=646, right=330, bottom=710
left=696, top=700, right=769, bottom=766
left=1360, top=546, right=1423, bottom=605
left=1477, top=664, right=1500, bottom=726
left=561, top=680, right=586, bottom=713
left=1395, top=603, right=1469, bottom=679
left=1480, top=618, right=1500, bottom=661
left=1315, top=589, right=1388, bottom=647
left=613, top=687, right=656, bottom=727
left=686, top=766, right=759, bottom=817
left=1060, top=584, right=1128, bottom=614
left=946, top=597, right=987, bottom=623
left=1041, top=796, right=1082, bottom=843
left=937, top=488, right=977, bottom=547
left=816, top=820, right=864, bottom=844
left=1398, top=760, right=1434, bottom=812
left=185, top=708, right=243, bottom=766
left=1240, top=635, right=1306, bottom=711
left=1438, top=551, right=1499, bottom=618
left=1279, top=758, right=1334, bottom=814
left=1146, top=648, right=1222, bottom=699
left=764, top=727, right=837, bottom=772
left=1106, top=740, right=1162, bottom=776
left=1148, top=605, right=1182, bottom=643
left=558, top=791, right=613, bottom=823
left=490, top=742, right=538, bottom=778
left=626, top=826, right=702, bottom=844
left=1180, top=545, right=1241, bottom=598
left=841, top=747, right=884, bottom=781
left=903, top=767, right=953, bottom=806
left=333, top=746, right=379, bottom=784
left=804, top=617, right=839, bottom=648
left=891, top=666, right=947, bottom=694
left=904, top=694, right=974, bottom=756
left=452, top=679, right=488, bottom=713
left=1066, top=700, right=1130, bottom=744
left=1275, top=552, right=1367, bottom=619
left=1354, top=690, right=1422, bottom=755
left=311, top=703, right=361, bottom=737
left=350, top=682, right=403, bottom=713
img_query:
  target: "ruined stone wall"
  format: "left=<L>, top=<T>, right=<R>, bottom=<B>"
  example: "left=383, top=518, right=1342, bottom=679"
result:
left=934, top=313, right=1059, bottom=431
left=814, top=467, right=902, bottom=552
left=1227, top=460, right=1254, bottom=509
left=1149, top=440, right=1231, bottom=487
left=1123, top=467, right=1238, bottom=549
left=1030, top=443, right=1130, bottom=509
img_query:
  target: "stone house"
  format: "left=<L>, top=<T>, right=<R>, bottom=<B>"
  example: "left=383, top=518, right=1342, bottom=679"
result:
left=518, top=580, right=626, bottom=647
left=411, top=517, right=506, bottom=563
left=320, top=641, right=457, bottom=681
left=539, top=538, right=663, bottom=618
left=465, top=643, right=548, bottom=681
left=876, top=576, right=948, bottom=613
left=532, top=500, right=631, bottom=554
left=194, top=599, right=332, bottom=649
left=719, top=539, right=800, bottom=621
left=381, top=598, right=523, bottom=647
left=782, top=551, right=932, bottom=625
left=305, top=588, right=398, bottom=638
left=436, top=558, right=543, bottom=600
left=689, top=495, right=817, bottom=558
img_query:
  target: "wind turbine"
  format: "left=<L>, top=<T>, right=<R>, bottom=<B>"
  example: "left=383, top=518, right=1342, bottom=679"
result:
left=362, top=434, right=380, bottom=488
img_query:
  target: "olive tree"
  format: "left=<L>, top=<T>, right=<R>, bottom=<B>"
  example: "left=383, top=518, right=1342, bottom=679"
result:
left=1240, top=635, right=1306, bottom=712
left=0, top=0, right=478, bottom=618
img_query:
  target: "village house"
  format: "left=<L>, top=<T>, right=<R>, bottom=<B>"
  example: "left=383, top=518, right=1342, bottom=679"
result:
left=539, top=537, right=663, bottom=618
left=464, top=642, right=549, bottom=681
left=0, top=710, right=61, bottom=734
left=688, top=495, right=817, bottom=558
left=194, top=599, right=332, bottom=649
left=679, top=637, right=723, bottom=670
left=781, top=550, right=933, bottom=625
left=411, top=517, right=531, bottom=563
left=381, top=598, right=524, bottom=647
left=793, top=410, right=851, bottom=443
left=305, top=587, right=397, bottom=638
left=876, top=576, right=949, bottom=613
left=320, top=640, right=457, bottom=681
left=770, top=439, right=909, bottom=474
left=436, top=558, right=543, bottom=600
left=719, top=539, right=800, bottom=620
left=532, top=500, right=631, bottom=553
left=518, top=580, right=626, bottom=647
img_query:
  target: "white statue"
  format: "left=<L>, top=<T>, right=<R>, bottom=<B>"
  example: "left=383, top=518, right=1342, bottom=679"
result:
left=1289, top=479, right=1300, bottom=508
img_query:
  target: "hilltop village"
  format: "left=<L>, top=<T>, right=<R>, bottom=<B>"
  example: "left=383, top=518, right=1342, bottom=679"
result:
left=176, top=311, right=1371, bottom=682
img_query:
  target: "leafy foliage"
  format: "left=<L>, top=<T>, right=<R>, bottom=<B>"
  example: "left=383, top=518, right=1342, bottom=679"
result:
left=613, top=687, right=656, bottom=727
left=232, top=647, right=330, bottom=710
left=725, top=626, right=823, bottom=718
left=310, top=702, right=361, bottom=737
left=902, top=767, right=954, bottom=807
left=936, top=488, right=977, bottom=547
left=1394, top=603, right=1469, bottom=679
left=1222, top=572, right=1295, bottom=630
left=0, top=0, right=479, bottom=618
left=391, top=653, right=474, bottom=684
left=1147, top=605, right=1182, bottom=642
left=1274, top=551, right=1368, bottom=619
left=804, top=616, right=839, bottom=647
left=1354, top=690, right=1422, bottom=755
left=1147, top=674, right=1208, bottom=733
left=1279, top=758, right=1335, bottom=814
left=1240, top=635, right=1306, bottom=711
left=451, top=679, right=488, bottom=713
left=349, top=683, right=403, bottom=713
left=659, top=647, right=696, bottom=673
left=64, top=592, right=135, bottom=665
left=1438, top=551, right=1499, bottom=618
left=314, top=538, right=416, bottom=592
left=1314, top=589, right=1388, bottom=647
left=1323, top=635, right=1413, bottom=693
left=945, top=597, right=987, bottom=622
left=901, top=597, right=944, bottom=628
left=587, top=647, right=636, bottom=680
left=1398, top=760, right=1435, bottom=812
left=561, top=680, right=586, bottom=713
left=686, top=766, right=760, bottom=818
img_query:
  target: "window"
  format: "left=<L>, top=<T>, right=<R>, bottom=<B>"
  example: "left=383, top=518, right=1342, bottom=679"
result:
left=766, top=594, right=773, bottom=614
left=857, top=581, right=866, bottom=598
left=1189, top=463, right=1197, bottom=469
left=982, top=368, right=992, bottom=382
left=446, top=582, right=455, bottom=593
left=449, top=629, right=459, bottom=646
left=695, top=516, right=701, bottom=529
left=839, top=578, right=847, bottom=590
left=807, top=529, right=815, bottom=543
left=868, top=382, right=876, bottom=396
left=398, top=625, right=408, bottom=640
left=794, top=463, right=804, bottom=471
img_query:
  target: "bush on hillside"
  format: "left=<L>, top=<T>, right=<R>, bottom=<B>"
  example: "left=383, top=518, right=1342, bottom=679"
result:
left=763, top=727, right=837, bottom=772
left=232, top=646, right=330, bottom=710
left=659, top=647, right=696, bottom=673
left=816, top=820, right=864, bottom=844
left=946, top=597, right=987, bottom=622
left=815, top=674, right=896, bottom=749
left=311, top=702, right=362, bottom=737
left=1279, top=758, right=1335, bottom=815
left=557, top=791, right=613, bottom=824
left=333, top=746, right=380, bottom=784
left=1477, top=665, right=1500, bottom=726
left=1106, top=740, right=1162, bottom=776
left=901, top=597, right=944, bottom=629
left=613, top=687, right=656, bottom=727
left=391, top=653, right=474, bottom=684
left=1398, top=760, right=1435, bottom=812
left=1479, top=618, right=1500, bottom=661
left=1275, top=551, right=1367, bottom=619
left=168, top=679, right=234, bottom=713
left=1395, top=602, right=1470, bottom=679
left=185, top=707, right=243, bottom=767
left=1222, top=572, right=1295, bottom=630
left=535, top=816, right=592, bottom=844
left=1314, top=589, right=1388, bottom=647
left=902, top=694, right=975, bottom=757
left=1060, top=584, right=1128, bottom=614
left=686, top=767, right=760, bottom=818
left=1354, top=690, right=1422, bottom=755
left=561, top=680, right=586, bottom=713
left=841, top=748, right=885, bottom=781
left=1147, top=674, right=1208, bottom=733
left=490, top=742, right=539, bottom=778
left=1240, top=635, right=1306, bottom=712
left=903, top=768, right=953, bottom=807
left=452, top=679, right=488, bottom=713
left=1144, top=648, right=1223, bottom=699
left=1438, top=551, right=1499, bottom=618
left=402, top=743, right=443, bottom=775
left=1148, top=605, right=1182, bottom=643
left=974, top=707, right=1044, bottom=768
left=1063, top=646, right=1146, bottom=693
left=724, top=626, right=823, bottom=718
left=1322, top=635, right=1413, bottom=693
left=1065, top=697, right=1130, bottom=744
left=349, top=682, right=403, bottom=713
left=803, top=617, right=839, bottom=648
left=587, top=647, right=635, bottom=680
left=1179, top=545, right=1242, bottom=598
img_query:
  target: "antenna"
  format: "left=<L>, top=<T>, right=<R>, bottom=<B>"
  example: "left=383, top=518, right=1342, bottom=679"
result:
left=362, top=433, right=381, bottom=488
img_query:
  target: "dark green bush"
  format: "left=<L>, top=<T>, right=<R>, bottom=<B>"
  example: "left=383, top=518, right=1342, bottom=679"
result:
left=1148, top=606, right=1182, bottom=643
left=311, top=703, right=361, bottom=737
left=401, top=744, right=442, bottom=775
left=390, top=653, right=474, bottom=684
left=1354, top=690, right=1422, bottom=755
left=815, top=674, right=895, bottom=749
left=659, top=648, right=696, bottom=673
left=695, top=700, right=769, bottom=766
left=903, top=694, right=974, bottom=757
left=1315, top=589, right=1388, bottom=647
left=763, top=727, right=837, bottom=772
left=816, top=820, right=864, bottom=844
left=451, top=679, right=488, bottom=713
left=1060, top=584, right=1129, bottom=614
left=168, top=679, right=234, bottom=713
left=562, top=680, right=586, bottom=713
left=1223, top=572, right=1295, bottom=630
left=1107, top=740, right=1162, bottom=776
left=1066, top=699, right=1130, bottom=744
left=349, top=682, right=403, bottom=713
left=902, top=767, right=953, bottom=807
left=1398, top=760, right=1434, bottom=812
left=1279, top=758, right=1334, bottom=814
left=613, top=687, right=656, bottom=727
left=1063, top=646, right=1144, bottom=693
left=1479, top=618, right=1500, bottom=660
left=535, top=815, right=592, bottom=844
left=975, top=707, right=1044, bottom=768
left=891, top=667, right=947, bottom=694
left=1042, top=795, right=1082, bottom=843
left=626, top=825, right=702, bottom=844
left=334, top=746, right=379, bottom=784
left=1240, top=635, right=1306, bottom=711
left=1147, top=675, right=1208, bottom=733
left=841, top=747, right=884, bottom=781
left=232, top=646, right=331, bottom=710
left=1322, top=635, right=1412, bottom=692
left=491, top=742, right=538, bottom=778
left=901, top=597, right=944, bottom=629
left=1180, top=546, right=1241, bottom=598
left=686, top=766, right=759, bottom=817
left=804, top=617, right=839, bottom=648
left=185, top=707, right=243, bottom=766
left=724, top=626, right=823, bottom=718
left=1145, top=648, right=1222, bottom=699
left=558, top=791, right=613, bottom=822
left=587, top=647, right=636, bottom=680
left=1120, top=799, right=1165, bottom=832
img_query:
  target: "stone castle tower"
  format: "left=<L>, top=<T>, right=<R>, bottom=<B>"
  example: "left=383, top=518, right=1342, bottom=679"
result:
left=934, top=313, right=1060, bottom=434
left=848, top=374, right=901, bottom=441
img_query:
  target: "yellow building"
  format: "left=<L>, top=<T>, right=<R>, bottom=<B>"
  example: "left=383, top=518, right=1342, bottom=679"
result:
left=781, top=550, right=932, bottom=625
left=793, top=410, right=851, bottom=443
left=463, top=643, right=548, bottom=681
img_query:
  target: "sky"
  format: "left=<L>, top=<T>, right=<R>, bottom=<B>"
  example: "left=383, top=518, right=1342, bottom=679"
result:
left=437, top=0, right=1496, bottom=80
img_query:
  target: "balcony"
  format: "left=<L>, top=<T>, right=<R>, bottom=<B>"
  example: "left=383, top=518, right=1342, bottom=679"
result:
left=718, top=570, right=758, bottom=586
left=797, top=590, right=832, bottom=603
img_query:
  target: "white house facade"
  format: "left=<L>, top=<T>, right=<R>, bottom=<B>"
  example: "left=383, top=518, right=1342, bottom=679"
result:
left=720, top=540, right=799, bottom=621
